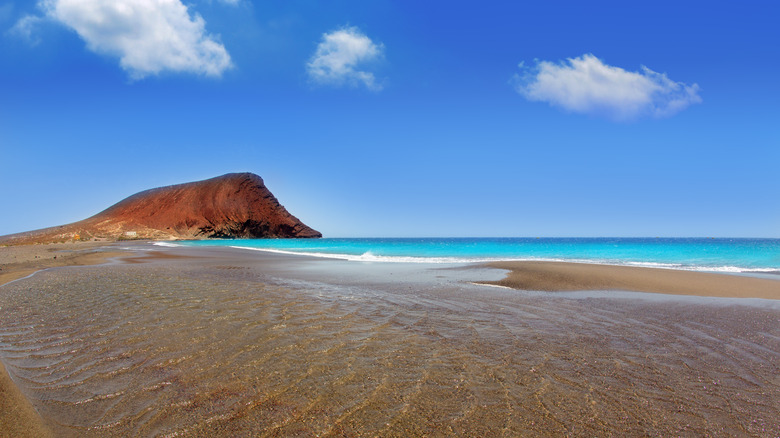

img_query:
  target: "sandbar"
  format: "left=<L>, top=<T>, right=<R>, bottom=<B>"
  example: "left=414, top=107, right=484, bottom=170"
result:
left=0, top=241, right=128, bottom=287
left=481, top=260, right=780, bottom=299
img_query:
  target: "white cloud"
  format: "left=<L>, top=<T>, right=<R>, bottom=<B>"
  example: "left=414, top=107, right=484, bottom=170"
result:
left=8, top=14, right=43, bottom=44
left=307, top=26, right=384, bottom=91
left=513, top=54, right=701, bottom=121
left=38, top=0, right=232, bottom=79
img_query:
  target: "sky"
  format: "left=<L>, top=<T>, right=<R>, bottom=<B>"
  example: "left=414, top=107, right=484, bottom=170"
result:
left=1, top=0, right=778, bottom=238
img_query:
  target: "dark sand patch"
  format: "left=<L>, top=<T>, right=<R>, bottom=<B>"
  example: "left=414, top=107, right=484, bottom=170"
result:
left=120, top=250, right=200, bottom=264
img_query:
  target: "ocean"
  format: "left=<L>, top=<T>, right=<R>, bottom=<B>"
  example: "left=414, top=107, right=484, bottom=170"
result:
left=169, top=237, right=780, bottom=274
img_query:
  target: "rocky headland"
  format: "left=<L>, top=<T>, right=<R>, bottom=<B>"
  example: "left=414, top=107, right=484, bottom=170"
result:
left=0, top=173, right=321, bottom=245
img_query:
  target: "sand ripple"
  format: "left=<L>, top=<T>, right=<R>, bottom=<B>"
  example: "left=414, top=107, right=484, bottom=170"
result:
left=0, top=262, right=778, bottom=437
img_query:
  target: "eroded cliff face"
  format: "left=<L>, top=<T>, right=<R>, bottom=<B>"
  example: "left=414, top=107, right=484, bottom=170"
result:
left=0, top=173, right=321, bottom=244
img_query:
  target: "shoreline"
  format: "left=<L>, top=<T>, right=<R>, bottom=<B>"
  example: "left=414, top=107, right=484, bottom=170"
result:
left=1, top=242, right=779, bottom=435
left=0, top=241, right=130, bottom=287
left=480, top=260, right=780, bottom=300
left=176, top=243, right=780, bottom=299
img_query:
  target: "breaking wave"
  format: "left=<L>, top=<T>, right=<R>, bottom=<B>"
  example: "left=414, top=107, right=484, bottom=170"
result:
left=227, top=245, right=779, bottom=274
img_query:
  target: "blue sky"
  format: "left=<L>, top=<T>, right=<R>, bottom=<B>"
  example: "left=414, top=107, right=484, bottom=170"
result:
left=1, top=0, right=778, bottom=237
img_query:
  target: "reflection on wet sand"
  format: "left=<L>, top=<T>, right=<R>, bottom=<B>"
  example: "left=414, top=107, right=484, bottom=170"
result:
left=0, top=251, right=778, bottom=437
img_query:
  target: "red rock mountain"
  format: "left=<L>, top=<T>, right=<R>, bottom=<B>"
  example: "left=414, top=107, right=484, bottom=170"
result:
left=1, top=173, right=321, bottom=244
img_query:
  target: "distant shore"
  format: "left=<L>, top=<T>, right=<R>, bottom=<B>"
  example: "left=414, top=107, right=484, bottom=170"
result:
left=480, top=260, right=780, bottom=300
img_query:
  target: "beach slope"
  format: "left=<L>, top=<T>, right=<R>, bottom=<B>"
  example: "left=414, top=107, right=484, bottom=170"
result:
left=482, top=261, right=780, bottom=299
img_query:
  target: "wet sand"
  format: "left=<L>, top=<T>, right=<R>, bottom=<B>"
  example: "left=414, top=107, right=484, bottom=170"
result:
left=0, top=242, right=191, bottom=435
left=0, top=241, right=127, bottom=287
left=0, top=244, right=778, bottom=436
left=0, top=360, right=53, bottom=437
left=0, top=241, right=130, bottom=436
left=481, top=261, right=780, bottom=299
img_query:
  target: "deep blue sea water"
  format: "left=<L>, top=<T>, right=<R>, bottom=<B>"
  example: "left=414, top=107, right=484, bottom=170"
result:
left=165, top=238, right=780, bottom=274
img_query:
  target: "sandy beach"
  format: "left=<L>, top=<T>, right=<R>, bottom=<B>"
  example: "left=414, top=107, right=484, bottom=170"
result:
left=0, top=241, right=128, bottom=287
left=0, top=360, right=53, bottom=437
left=482, top=260, right=780, bottom=299
left=0, top=243, right=778, bottom=436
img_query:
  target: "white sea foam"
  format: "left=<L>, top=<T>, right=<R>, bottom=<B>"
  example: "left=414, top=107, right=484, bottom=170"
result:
left=229, top=246, right=487, bottom=264
left=225, top=245, right=778, bottom=274
left=153, top=242, right=184, bottom=248
left=622, top=261, right=776, bottom=273
left=470, top=282, right=515, bottom=290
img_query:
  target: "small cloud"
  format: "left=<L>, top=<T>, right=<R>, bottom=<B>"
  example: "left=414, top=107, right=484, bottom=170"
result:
left=307, top=26, right=384, bottom=91
left=8, top=14, right=43, bottom=44
left=513, top=54, right=701, bottom=121
left=37, top=0, right=232, bottom=79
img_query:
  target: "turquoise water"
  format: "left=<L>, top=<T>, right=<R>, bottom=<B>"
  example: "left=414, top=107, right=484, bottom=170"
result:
left=168, top=238, right=780, bottom=273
